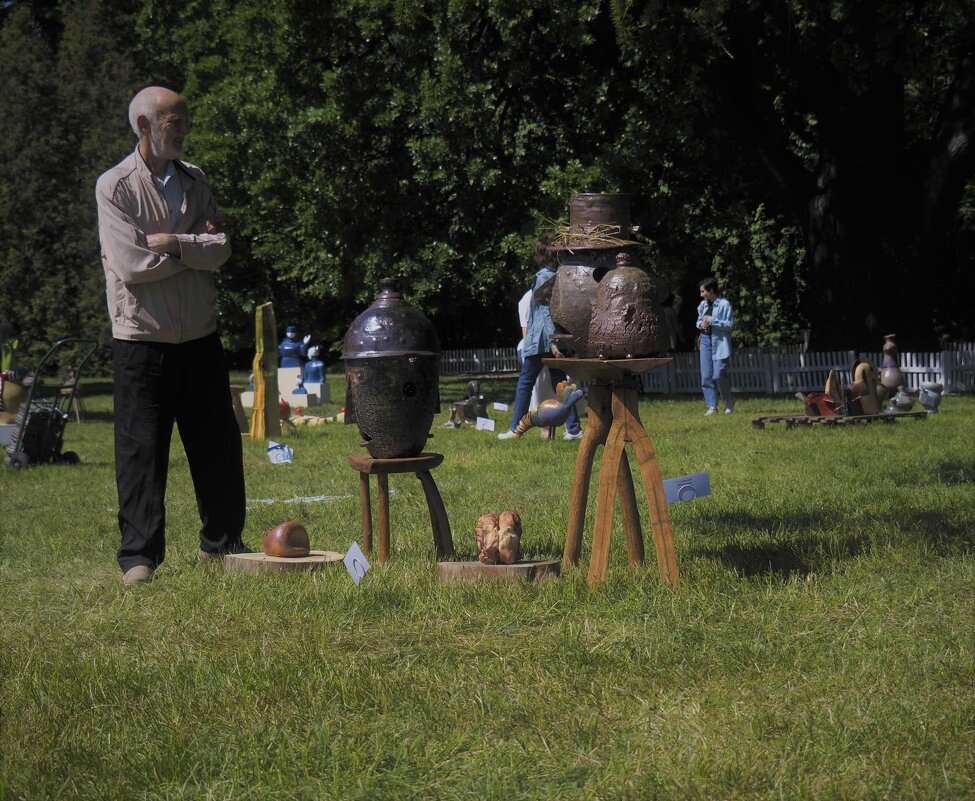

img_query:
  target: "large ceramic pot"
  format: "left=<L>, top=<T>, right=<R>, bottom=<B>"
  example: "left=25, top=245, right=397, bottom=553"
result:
left=547, top=248, right=624, bottom=355
left=545, top=192, right=644, bottom=357
left=342, top=278, right=440, bottom=458
left=588, top=252, right=670, bottom=359
left=850, top=359, right=881, bottom=415
left=880, top=333, right=905, bottom=393
left=889, top=385, right=915, bottom=412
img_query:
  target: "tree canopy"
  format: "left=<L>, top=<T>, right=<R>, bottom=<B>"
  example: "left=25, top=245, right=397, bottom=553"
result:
left=1, top=0, right=972, bottom=371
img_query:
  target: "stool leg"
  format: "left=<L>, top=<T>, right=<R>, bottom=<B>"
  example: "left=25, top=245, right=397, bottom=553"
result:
left=358, top=472, right=373, bottom=554
left=588, top=419, right=627, bottom=586
left=618, top=453, right=645, bottom=566
left=622, top=396, right=679, bottom=586
left=563, top=384, right=611, bottom=567
left=417, top=470, right=454, bottom=558
left=377, top=472, right=391, bottom=562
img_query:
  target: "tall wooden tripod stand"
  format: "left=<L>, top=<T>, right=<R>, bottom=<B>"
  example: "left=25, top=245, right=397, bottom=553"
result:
left=545, top=358, right=680, bottom=587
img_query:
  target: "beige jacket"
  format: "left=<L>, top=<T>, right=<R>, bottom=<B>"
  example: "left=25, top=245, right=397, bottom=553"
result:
left=96, top=148, right=232, bottom=343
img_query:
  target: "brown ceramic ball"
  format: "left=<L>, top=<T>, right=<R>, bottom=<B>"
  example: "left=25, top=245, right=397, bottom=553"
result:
left=263, top=520, right=311, bottom=558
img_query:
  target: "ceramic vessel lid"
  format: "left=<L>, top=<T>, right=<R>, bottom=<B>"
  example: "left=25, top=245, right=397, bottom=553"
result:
left=342, top=277, right=441, bottom=359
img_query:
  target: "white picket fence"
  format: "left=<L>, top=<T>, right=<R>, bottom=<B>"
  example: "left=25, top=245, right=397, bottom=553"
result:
left=440, top=348, right=521, bottom=375
left=440, top=346, right=975, bottom=395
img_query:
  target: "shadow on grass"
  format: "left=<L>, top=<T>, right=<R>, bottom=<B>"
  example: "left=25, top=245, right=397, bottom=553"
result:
left=689, top=508, right=974, bottom=579
left=902, top=508, right=975, bottom=555
left=936, top=461, right=975, bottom=485
left=891, top=460, right=975, bottom=487
left=692, top=534, right=872, bottom=579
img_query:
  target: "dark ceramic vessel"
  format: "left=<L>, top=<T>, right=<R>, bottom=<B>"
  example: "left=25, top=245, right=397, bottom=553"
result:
left=547, top=248, right=626, bottom=355
left=342, top=278, right=440, bottom=458
left=546, top=193, right=645, bottom=357
left=588, top=252, right=669, bottom=359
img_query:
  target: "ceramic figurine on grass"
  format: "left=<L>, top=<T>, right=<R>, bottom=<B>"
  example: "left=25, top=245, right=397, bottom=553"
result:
left=497, top=510, right=522, bottom=564
left=303, top=345, right=326, bottom=384
left=512, top=380, right=585, bottom=437
left=475, top=510, right=522, bottom=565
left=263, top=520, right=311, bottom=558
left=849, top=359, right=882, bottom=415
left=279, top=325, right=311, bottom=367
left=918, top=382, right=943, bottom=414
left=475, top=513, right=500, bottom=564
left=890, top=386, right=915, bottom=412
left=446, top=380, right=488, bottom=427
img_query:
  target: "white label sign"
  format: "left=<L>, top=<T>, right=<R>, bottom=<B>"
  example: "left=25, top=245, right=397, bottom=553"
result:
left=344, top=541, right=371, bottom=585
left=663, top=472, right=711, bottom=503
left=267, top=440, right=293, bottom=464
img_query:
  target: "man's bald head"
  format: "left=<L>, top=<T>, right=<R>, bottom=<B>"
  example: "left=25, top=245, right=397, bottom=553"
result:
left=128, top=86, right=184, bottom=137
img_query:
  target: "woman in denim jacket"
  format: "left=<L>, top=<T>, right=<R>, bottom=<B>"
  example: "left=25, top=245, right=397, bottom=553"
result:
left=696, top=276, right=734, bottom=415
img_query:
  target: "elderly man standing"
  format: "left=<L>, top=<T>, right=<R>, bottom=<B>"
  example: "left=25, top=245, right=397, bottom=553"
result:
left=96, top=86, right=249, bottom=585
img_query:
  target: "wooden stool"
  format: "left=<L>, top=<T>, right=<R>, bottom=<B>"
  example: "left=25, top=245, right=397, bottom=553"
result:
left=546, top=357, right=680, bottom=587
left=347, top=452, right=454, bottom=561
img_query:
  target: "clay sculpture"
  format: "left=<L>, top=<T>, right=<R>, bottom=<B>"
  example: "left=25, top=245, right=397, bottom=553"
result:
left=263, top=520, right=311, bottom=558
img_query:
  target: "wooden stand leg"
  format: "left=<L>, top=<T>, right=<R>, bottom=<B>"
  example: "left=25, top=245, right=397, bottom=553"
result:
left=417, top=470, right=454, bottom=558
left=376, top=472, right=391, bottom=562
left=587, top=414, right=629, bottom=586
left=563, top=384, right=611, bottom=567
left=620, top=390, right=680, bottom=586
left=549, top=357, right=680, bottom=587
left=618, top=453, right=645, bottom=566
left=358, top=472, right=373, bottom=555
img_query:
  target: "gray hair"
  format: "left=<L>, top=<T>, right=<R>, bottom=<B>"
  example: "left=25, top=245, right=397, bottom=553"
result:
left=128, top=92, right=156, bottom=136
left=128, top=86, right=182, bottom=136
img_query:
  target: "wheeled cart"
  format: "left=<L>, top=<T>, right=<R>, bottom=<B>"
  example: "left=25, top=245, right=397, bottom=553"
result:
left=4, top=338, right=97, bottom=469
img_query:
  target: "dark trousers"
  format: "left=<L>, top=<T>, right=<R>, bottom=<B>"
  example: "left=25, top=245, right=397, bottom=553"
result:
left=113, top=333, right=245, bottom=572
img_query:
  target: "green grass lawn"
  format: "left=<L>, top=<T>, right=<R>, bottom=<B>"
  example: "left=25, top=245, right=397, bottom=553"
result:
left=1, top=375, right=973, bottom=800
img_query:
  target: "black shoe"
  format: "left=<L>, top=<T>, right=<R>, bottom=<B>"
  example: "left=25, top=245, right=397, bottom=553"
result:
left=196, top=542, right=253, bottom=563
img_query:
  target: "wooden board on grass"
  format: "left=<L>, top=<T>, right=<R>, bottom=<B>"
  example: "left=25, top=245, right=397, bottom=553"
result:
left=752, top=411, right=928, bottom=430
left=224, top=550, right=344, bottom=575
left=436, top=559, right=560, bottom=584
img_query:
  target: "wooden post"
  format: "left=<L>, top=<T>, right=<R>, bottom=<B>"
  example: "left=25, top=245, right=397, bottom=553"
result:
left=249, top=302, right=280, bottom=440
